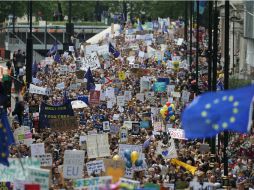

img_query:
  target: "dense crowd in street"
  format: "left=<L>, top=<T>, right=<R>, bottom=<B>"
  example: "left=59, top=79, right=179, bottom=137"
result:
left=3, top=18, right=254, bottom=190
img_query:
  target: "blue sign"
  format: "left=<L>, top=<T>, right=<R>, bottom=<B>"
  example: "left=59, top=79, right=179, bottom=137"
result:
left=154, top=82, right=166, bottom=92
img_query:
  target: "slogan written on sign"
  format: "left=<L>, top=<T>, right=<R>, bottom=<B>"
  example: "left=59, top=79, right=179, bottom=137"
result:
left=73, top=176, right=112, bottom=190
left=86, top=160, right=105, bottom=176
left=48, top=116, right=78, bottom=132
left=27, top=167, right=50, bottom=190
left=34, top=153, right=52, bottom=167
left=29, top=84, right=51, bottom=96
left=81, top=52, right=101, bottom=71
left=168, top=128, right=187, bottom=140
left=63, top=150, right=85, bottom=179
left=89, top=90, right=101, bottom=105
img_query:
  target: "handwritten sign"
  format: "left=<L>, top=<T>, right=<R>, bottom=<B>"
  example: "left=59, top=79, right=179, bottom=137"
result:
left=31, top=143, right=45, bottom=157
left=63, top=150, right=85, bottom=179
left=86, top=160, right=105, bottom=176
left=120, top=178, right=140, bottom=188
left=81, top=52, right=101, bottom=71
left=89, top=90, right=100, bottom=105
left=168, top=128, right=187, bottom=140
left=34, top=153, right=52, bottom=167
left=29, top=84, right=51, bottom=96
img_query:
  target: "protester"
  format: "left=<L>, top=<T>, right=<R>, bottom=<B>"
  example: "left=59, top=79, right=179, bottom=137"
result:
left=4, top=17, right=254, bottom=190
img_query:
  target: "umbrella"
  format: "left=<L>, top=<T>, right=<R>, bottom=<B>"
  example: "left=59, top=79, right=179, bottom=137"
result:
left=71, top=100, right=88, bottom=109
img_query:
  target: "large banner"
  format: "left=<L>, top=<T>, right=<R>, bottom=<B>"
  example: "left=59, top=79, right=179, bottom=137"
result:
left=39, top=102, right=75, bottom=130
left=29, top=84, right=51, bottom=96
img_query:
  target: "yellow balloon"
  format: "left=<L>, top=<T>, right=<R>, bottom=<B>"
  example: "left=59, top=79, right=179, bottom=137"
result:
left=131, top=151, right=139, bottom=164
left=170, top=104, right=175, bottom=110
left=163, top=105, right=168, bottom=110
left=170, top=115, right=175, bottom=121
left=113, top=155, right=120, bottom=161
left=160, top=109, right=165, bottom=115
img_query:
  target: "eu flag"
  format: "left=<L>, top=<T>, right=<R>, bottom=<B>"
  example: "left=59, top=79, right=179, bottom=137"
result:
left=54, top=52, right=61, bottom=64
left=182, top=85, right=254, bottom=139
left=84, top=67, right=95, bottom=91
left=47, top=42, right=58, bottom=55
left=0, top=110, right=15, bottom=166
left=109, top=43, right=120, bottom=58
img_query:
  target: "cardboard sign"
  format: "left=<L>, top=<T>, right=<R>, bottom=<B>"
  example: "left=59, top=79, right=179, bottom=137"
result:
left=89, top=90, right=100, bottom=105
left=31, top=143, right=45, bottom=157
left=153, top=121, right=163, bottom=132
left=132, top=122, right=140, bottom=135
left=27, top=167, right=50, bottom=190
left=69, top=64, right=77, bottom=72
left=63, top=150, right=85, bottom=179
left=168, top=128, right=187, bottom=140
left=59, top=65, right=68, bottom=75
left=86, top=160, right=105, bottom=176
left=0, top=158, right=40, bottom=182
left=73, top=176, right=112, bottom=190
left=81, top=52, right=101, bottom=71
left=96, top=44, right=109, bottom=55
left=136, top=93, right=144, bottom=102
left=123, top=121, right=132, bottom=130
left=124, top=91, right=132, bottom=102
left=171, top=91, right=181, bottom=98
left=181, top=90, right=190, bottom=102
left=34, top=153, right=52, bottom=167
left=104, top=159, right=125, bottom=183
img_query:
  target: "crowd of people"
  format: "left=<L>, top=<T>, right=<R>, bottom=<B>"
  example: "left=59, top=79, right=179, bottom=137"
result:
left=5, top=18, right=254, bottom=190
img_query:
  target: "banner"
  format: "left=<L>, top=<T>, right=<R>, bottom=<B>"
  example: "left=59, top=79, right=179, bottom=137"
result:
left=0, top=158, right=40, bottom=182
left=48, top=117, right=78, bottom=131
left=39, top=102, right=74, bottom=129
left=63, top=150, right=85, bottom=179
left=120, top=178, right=140, bottom=189
left=86, top=160, right=105, bottom=176
left=73, top=176, right=112, bottom=190
left=27, top=167, right=50, bottom=190
left=81, top=52, right=101, bottom=71
left=29, top=84, right=51, bottom=96
left=89, top=90, right=100, bottom=105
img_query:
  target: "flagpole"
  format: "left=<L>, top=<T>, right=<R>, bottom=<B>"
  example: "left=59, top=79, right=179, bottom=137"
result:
left=223, top=0, right=229, bottom=178
left=189, top=1, right=193, bottom=72
left=208, top=1, right=216, bottom=155
left=195, top=0, right=199, bottom=94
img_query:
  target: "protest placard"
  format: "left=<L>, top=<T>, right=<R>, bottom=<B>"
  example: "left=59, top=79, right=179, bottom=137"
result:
left=81, top=52, right=101, bottom=71
left=181, top=90, right=190, bottom=102
left=73, top=176, right=112, bottom=190
left=0, top=158, right=40, bottom=182
left=27, top=167, right=50, bottom=190
left=29, top=84, right=51, bottom=96
left=103, top=121, right=110, bottom=132
left=156, top=138, right=177, bottom=159
left=63, top=150, right=85, bottom=179
left=31, top=143, right=45, bottom=157
left=124, top=91, right=132, bottom=101
left=59, top=65, right=68, bottom=75
left=123, top=121, right=132, bottom=130
left=120, top=178, right=140, bottom=188
left=48, top=116, right=78, bottom=132
left=117, top=96, right=125, bottom=107
left=168, top=128, right=187, bottom=140
left=85, top=44, right=99, bottom=54
left=14, top=126, right=32, bottom=145
left=97, top=44, right=109, bottom=55
left=89, top=90, right=100, bottom=105
left=119, top=126, right=128, bottom=143
left=171, top=91, right=181, bottom=98
left=136, top=93, right=144, bottom=102
left=34, top=153, right=52, bottom=167
left=154, top=82, right=166, bottom=92
left=86, top=160, right=105, bottom=176
left=103, top=159, right=125, bottom=183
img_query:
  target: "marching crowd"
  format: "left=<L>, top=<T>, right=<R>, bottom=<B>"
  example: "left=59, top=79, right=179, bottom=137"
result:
left=7, top=19, right=254, bottom=190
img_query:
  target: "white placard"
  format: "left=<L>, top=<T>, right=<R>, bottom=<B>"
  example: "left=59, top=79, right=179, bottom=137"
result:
left=123, top=121, right=132, bottom=130
left=138, top=51, right=145, bottom=58
left=86, top=160, right=105, bottom=176
left=34, top=153, right=52, bottom=167
left=103, top=121, right=110, bottom=131
left=168, top=128, right=187, bottom=140
left=119, top=127, right=128, bottom=143
left=29, top=84, right=51, bottom=96
left=69, top=64, right=77, bottom=72
left=167, top=85, right=175, bottom=95
left=156, top=139, right=177, bottom=159
left=69, top=46, right=74, bottom=52
left=86, top=44, right=99, bottom=54
left=120, top=178, right=140, bottom=188
left=97, top=44, right=109, bottom=55
left=27, top=167, right=50, bottom=190
left=182, top=90, right=190, bottom=102
left=177, top=38, right=184, bottom=46
left=136, top=93, right=145, bottom=102
left=124, top=91, right=132, bottom=101
left=81, top=52, right=101, bottom=71
left=125, top=35, right=136, bottom=42
left=63, top=150, right=85, bottom=179
left=171, top=91, right=181, bottom=98
left=117, top=96, right=125, bottom=107
left=59, top=65, right=68, bottom=74
left=31, top=143, right=45, bottom=157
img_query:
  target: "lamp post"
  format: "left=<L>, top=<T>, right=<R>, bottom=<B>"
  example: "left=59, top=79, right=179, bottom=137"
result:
left=195, top=0, right=199, bottom=94
left=26, top=0, right=33, bottom=86
left=189, top=1, right=193, bottom=71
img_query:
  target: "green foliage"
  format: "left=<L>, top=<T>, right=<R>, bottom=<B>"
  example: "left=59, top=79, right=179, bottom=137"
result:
left=0, top=1, right=26, bottom=23
left=229, top=77, right=252, bottom=89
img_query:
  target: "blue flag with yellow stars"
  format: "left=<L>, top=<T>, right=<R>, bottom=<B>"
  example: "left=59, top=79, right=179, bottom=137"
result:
left=0, top=111, right=15, bottom=166
left=182, top=85, right=254, bottom=139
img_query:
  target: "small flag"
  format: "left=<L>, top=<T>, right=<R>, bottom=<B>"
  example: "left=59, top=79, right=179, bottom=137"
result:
left=54, top=52, right=61, bottom=63
left=0, top=110, right=15, bottom=166
left=32, top=60, right=38, bottom=77
left=84, top=67, right=95, bottom=91
left=47, top=42, right=58, bottom=55
left=109, top=43, right=120, bottom=58
left=182, top=85, right=254, bottom=139
left=162, top=21, right=168, bottom=34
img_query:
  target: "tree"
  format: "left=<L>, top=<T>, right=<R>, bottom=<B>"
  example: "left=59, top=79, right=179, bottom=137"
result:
left=0, top=1, right=26, bottom=23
